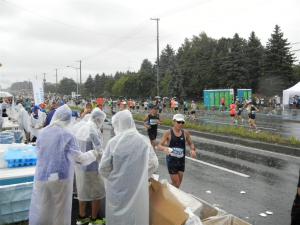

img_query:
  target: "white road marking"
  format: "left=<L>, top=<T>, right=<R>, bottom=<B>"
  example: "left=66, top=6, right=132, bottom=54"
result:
left=185, top=156, right=250, bottom=178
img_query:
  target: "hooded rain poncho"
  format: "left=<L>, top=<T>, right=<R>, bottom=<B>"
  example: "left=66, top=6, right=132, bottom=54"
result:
left=73, top=108, right=106, bottom=201
left=29, top=104, right=98, bottom=225
left=99, top=110, right=158, bottom=225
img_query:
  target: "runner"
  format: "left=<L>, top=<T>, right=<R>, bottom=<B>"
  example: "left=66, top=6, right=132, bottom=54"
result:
left=190, top=100, right=197, bottom=120
left=220, top=97, right=225, bottom=111
left=143, top=100, right=148, bottom=111
left=136, top=101, right=140, bottom=112
left=236, top=100, right=245, bottom=124
left=229, top=101, right=237, bottom=124
left=246, top=101, right=259, bottom=130
left=144, top=106, right=161, bottom=148
left=183, top=100, right=189, bottom=115
left=157, top=114, right=197, bottom=188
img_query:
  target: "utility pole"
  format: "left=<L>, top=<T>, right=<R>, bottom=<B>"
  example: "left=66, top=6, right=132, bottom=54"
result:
left=151, top=18, right=160, bottom=96
left=79, top=60, right=82, bottom=95
left=55, top=68, right=58, bottom=93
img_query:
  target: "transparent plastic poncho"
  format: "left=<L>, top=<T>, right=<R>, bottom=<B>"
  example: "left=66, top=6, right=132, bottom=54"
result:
left=99, top=110, right=158, bottom=225
left=73, top=108, right=106, bottom=201
left=29, top=104, right=97, bottom=225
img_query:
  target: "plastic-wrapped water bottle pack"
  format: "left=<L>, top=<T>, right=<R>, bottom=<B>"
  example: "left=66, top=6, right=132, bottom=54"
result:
left=4, top=145, right=37, bottom=168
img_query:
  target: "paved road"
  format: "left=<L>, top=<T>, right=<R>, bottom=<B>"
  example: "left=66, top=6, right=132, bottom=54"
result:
left=72, top=123, right=300, bottom=225
left=138, top=124, right=300, bottom=225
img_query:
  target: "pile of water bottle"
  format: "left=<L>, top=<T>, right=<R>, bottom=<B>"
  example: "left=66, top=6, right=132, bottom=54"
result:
left=4, top=145, right=37, bottom=168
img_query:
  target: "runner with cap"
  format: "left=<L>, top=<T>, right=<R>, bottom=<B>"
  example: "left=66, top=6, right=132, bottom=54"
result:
left=157, top=114, right=197, bottom=188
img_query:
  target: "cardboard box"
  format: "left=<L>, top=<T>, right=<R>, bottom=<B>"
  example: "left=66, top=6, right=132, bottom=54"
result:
left=149, top=179, right=188, bottom=225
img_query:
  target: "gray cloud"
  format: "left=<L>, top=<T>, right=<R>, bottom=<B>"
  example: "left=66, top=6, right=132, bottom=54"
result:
left=0, top=0, right=299, bottom=89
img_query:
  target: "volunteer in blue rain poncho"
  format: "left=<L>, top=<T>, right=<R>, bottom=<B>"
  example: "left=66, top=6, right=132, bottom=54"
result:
left=73, top=108, right=106, bottom=224
left=99, top=110, right=159, bottom=225
left=29, top=104, right=99, bottom=225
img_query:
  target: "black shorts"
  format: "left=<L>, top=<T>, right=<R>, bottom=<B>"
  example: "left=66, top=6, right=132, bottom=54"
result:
left=174, top=107, right=178, bottom=111
left=237, top=110, right=242, bottom=116
left=248, top=114, right=255, bottom=120
left=147, top=129, right=157, bottom=140
left=190, top=110, right=196, bottom=114
left=166, top=156, right=185, bottom=174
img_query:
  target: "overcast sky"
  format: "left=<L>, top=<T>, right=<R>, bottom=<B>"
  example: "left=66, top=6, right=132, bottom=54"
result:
left=0, top=0, right=300, bottom=89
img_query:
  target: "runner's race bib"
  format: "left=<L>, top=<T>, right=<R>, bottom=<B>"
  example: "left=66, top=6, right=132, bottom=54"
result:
left=149, top=119, right=158, bottom=125
left=170, top=147, right=184, bottom=158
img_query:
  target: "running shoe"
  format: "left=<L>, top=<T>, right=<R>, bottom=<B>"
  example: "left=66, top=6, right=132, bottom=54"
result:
left=76, top=217, right=91, bottom=225
left=88, top=218, right=104, bottom=225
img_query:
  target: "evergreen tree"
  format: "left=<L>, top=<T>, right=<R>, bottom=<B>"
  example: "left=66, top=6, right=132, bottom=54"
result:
left=159, top=44, right=177, bottom=96
left=220, top=34, right=248, bottom=89
left=245, top=31, right=264, bottom=92
left=137, top=59, right=155, bottom=97
left=84, top=75, right=95, bottom=97
left=104, top=76, right=115, bottom=97
left=263, top=25, right=295, bottom=95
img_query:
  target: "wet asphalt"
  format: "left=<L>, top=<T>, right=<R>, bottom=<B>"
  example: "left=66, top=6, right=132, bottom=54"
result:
left=71, top=122, right=300, bottom=225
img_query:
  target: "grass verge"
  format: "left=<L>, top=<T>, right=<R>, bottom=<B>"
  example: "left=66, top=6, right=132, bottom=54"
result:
left=133, top=114, right=300, bottom=148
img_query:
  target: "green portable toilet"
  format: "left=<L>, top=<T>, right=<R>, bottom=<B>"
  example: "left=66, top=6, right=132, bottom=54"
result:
left=237, top=89, right=252, bottom=102
left=203, top=89, right=234, bottom=110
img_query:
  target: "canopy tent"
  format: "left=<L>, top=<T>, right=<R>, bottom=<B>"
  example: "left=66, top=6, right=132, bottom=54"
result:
left=0, top=91, right=13, bottom=98
left=282, top=81, right=300, bottom=106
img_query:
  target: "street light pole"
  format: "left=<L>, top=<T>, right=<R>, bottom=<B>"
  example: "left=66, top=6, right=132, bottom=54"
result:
left=151, top=18, right=160, bottom=96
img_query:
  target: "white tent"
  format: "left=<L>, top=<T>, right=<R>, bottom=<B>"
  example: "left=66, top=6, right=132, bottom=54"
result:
left=282, top=81, right=300, bottom=106
left=0, top=91, right=13, bottom=98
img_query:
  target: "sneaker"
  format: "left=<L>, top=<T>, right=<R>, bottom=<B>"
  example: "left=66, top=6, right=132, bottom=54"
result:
left=76, top=217, right=91, bottom=225
left=88, top=218, right=104, bottom=225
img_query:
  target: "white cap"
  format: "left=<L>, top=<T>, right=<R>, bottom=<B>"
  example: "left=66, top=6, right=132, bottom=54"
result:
left=173, top=114, right=185, bottom=122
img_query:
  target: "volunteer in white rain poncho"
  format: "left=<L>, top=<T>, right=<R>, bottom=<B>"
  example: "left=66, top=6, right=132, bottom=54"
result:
left=29, top=105, right=46, bottom=141
left=99, top=110, right=159, bottom=225
left=29, top=104, right=99, bottom=225
left=17, top=103, right=30, bottom=141
left=73, top=108, right=106, bottom=223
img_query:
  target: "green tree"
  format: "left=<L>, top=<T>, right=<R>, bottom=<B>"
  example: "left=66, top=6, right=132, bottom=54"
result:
left=219, top=34, right=248, bottom=89
left=112, top=75, right=129, bottom=96
left=245, top=31, right=264, bottom=92
left=159, top=45, right=177, bottom=96
left=83, top=75, right=95, bottom=97
left=104, top=76, right=115, bottom=96
left=137, top=59, right=155, bottom=97
left=57, top=77, right=77, bottom=95
left=262, top=25, right=295, bottom=95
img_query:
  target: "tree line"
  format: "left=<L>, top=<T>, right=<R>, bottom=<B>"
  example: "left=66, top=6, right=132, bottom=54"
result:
left=9, top=25, right=300, bottom=99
